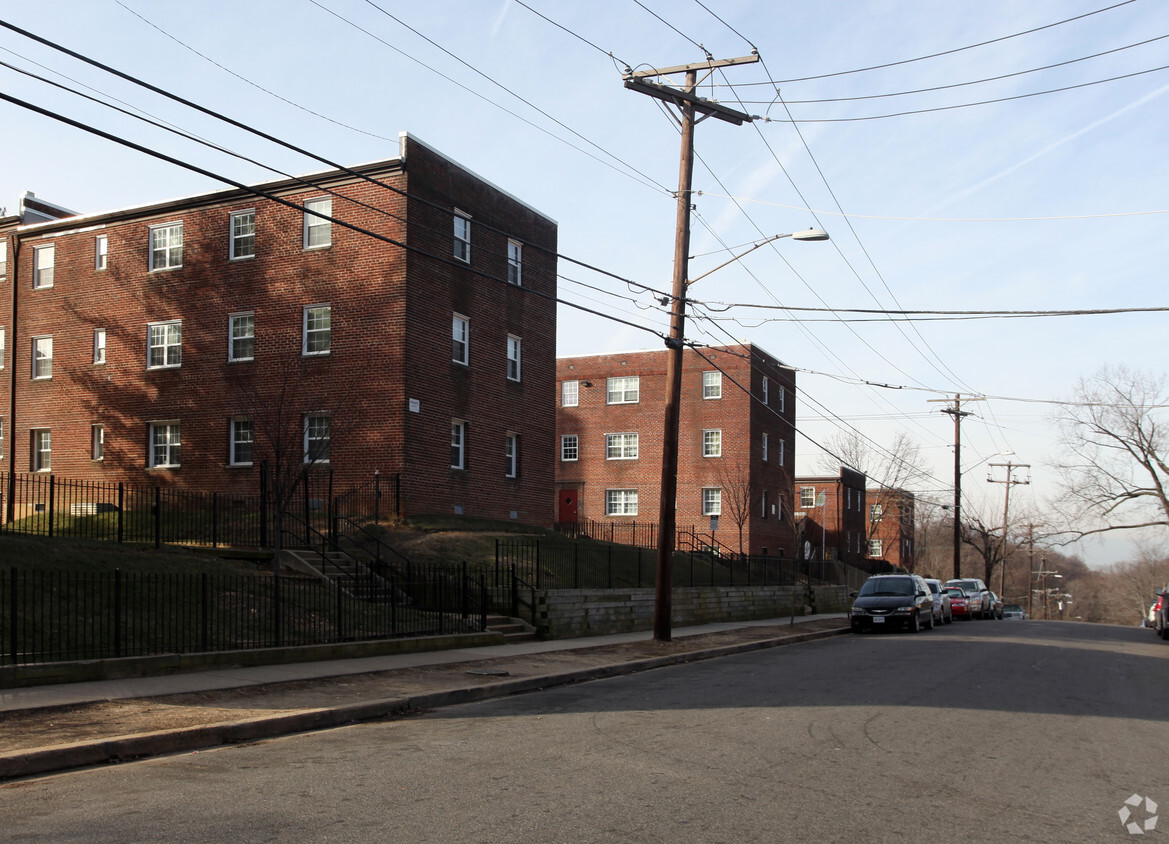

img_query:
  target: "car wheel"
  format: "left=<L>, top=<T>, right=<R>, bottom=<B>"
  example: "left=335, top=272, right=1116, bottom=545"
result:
left=908, top=612, right=920, bottom=633
left=1160, top=622, right=1169, bottom=641
left=926, top=610, right=935, bottom=630
left=945, top=609, right=953, bottom=624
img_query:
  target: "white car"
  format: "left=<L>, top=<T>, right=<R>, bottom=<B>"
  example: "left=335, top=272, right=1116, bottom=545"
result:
left=924, top=578, right=953, bottom=624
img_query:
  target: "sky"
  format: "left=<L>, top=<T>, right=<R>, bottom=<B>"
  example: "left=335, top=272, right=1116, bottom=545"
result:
left=2, top=0, right=1166, bottom=568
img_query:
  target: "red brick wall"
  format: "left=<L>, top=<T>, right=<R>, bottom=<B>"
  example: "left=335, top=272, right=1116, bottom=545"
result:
left=556, top=344, right=797, bottom=556
left=2, top=136, right=557, bottom=526
left=795, top=471, right=868, bottom=563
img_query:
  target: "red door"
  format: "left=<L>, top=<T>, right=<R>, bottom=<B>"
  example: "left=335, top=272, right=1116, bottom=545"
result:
left=558, top=489, right=579, bottom=523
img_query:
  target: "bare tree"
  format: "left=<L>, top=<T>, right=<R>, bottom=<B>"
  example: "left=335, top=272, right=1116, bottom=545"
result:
left=1052, top=366, right=1169, bottom=543
left=715, top=456, right=755, bottom=556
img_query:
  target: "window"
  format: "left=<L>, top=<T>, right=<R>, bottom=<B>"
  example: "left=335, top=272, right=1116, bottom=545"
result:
left=606, top=376, right=639, bottom=404
left=703, top=429, right=722, bottom=458
left=702, top=488, right=722, bottom=516
left=605, top=489, right=638, bottom=516
left=453, top=212, right=470, bottom=262
left=561, top=434, right=579, bottom=462
left=0, top=327, right=5, bottom=369
left=304, top=414, right=330, bottom=464
left=93, top=329, right=106, bottom=364
left=32, top=429, right=51, bottom=471
left=869, top=539, right=883, bottom=558
left=702, top=371, right=722, bottom=399
left=452, top=314, right=469, bottom=365
left=561, top=380, right=579, bottom=407
left=231, top=418, right=253, bottom=466
left=304, top=198, right=331, bottom=249
left=148, top=321, right=182, bottom=369
left=761, top=432, right=768, bottom=462
left=451, top=420, right=466, bottom=469
left=504, top=433, right=518, bottom=478
left=32, top=336, right=52, bottom=379
left=778, top=385, right=786, bottom=413
left=229, top=313, right=255, bottom=361
left=507, top=335, right=521, bottom=381
left=149, top=422, right=181, bottom=468
left=0, top=240, right=6, bottom=279
left=606, top=432, right=638, bottom=460
left=95, top=235, right=108, bottom=270
left=507, top=239, right=522, bottom=285
left=33, top=244, right=54, bottom=288
left=91, top=425, right=104, bottom=461
left=870, top=503, right=884, bottom=523
left=231, top=210, right=255, bottom=259
left=800, top=487, right=816, bottom=508
left=761, top=490, right=768, bottom=519
left=762, top=377, right=769, bottom=405
left=778, top=438, right=785, bottom=466
left=303, top=305, right=331, bottom=355
left=149, top=222, right=183, bottom=270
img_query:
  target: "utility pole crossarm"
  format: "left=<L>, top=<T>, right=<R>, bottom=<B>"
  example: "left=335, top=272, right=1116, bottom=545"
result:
left=622, top=78, right=752, bottom=125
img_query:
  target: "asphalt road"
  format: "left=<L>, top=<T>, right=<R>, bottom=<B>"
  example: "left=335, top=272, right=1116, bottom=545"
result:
left=2, top=619, right=1166, bottom=842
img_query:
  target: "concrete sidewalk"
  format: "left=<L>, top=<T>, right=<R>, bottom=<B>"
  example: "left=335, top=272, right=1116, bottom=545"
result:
left=0, top=614, right=849, bottom=781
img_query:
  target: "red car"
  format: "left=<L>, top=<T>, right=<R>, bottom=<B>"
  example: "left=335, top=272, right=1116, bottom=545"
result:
left=944, top=587, right=976, bottom=620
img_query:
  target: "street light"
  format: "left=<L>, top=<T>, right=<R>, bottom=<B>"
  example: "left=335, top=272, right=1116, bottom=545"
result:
left=654, top=227, right=829, bottom=641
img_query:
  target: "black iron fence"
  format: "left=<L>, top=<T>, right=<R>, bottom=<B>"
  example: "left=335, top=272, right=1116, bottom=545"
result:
left=0, top=470, right=399, bottom=550
left=1, top=564, right=486, bottom=667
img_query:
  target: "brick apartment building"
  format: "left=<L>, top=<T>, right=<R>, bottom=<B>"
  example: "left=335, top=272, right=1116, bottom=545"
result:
left=793, top=467, right=868, bottom=564
left=555, top=344, right=797, bottom=557
left=866, top=487, right=915, bottom=570
left=0, top=134, right=558, bottom=524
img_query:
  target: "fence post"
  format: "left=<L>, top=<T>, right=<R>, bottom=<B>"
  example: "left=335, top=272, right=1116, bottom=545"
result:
left=535, top=541, right=542, bottom=590
left=395, top=473, right=401, bottom=519
left=117, top=483, right=124, bottom=544
left=212, top=492, right=219, bottom=549
left=461, top=561, right=469, bottom=622
left=201, top=573, right=209, bottom=652
left=510, top=567, right=519, bottom=619
left=153, top=487, right=161, bottom=549
left=373, top=470, right=380, bottom=526
left=637, top=547, right=642, bottom=589
left=273, top=573, right=282, bottom=647
left=259, top=461, right=269, bottom=548
left=48, top=475, right=56, bottom=538
left=8, top=568, right=16, bottom=666
left=114, top=568, right=123, bottom=659
left=573, top=541, right=579, bottom=589
left=607, top=543, right=612, bottom=589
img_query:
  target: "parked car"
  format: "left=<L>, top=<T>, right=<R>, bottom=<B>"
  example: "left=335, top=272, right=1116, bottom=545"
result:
left=924, top=578, right=953, bottom=624
left=1003, top=604, right=1026, bottom=620
left=850, top=574, right=935, bottom=633
left=987, top=592, right=1004, bottom=620
left=944, top=587, right=976, bottom=620
left=1154, top=588, right=1169, bottom=640
left=945, top=578, right=991, bottom=619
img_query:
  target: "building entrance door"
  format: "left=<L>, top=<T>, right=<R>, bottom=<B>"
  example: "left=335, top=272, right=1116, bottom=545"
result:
left=558, top=489, right=578, bottom=523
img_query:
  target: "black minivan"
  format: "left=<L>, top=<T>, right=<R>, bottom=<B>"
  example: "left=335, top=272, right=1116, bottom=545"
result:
left=850, top=574, right=935, bottom=633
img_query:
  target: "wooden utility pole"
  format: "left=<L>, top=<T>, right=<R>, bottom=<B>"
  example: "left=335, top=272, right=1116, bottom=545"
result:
left=928, top=395, right=982, bottom=580
left=988, top=461, right=1030, bottom=599
left=625, top=56, right=757, bottom=641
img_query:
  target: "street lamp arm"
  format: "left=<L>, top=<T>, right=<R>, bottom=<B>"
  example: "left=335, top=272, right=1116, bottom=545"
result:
left=687, top=229, right=828, bottom=286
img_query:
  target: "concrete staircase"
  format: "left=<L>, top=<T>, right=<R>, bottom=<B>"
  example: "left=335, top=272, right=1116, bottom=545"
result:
left=486, top=614, right=538, bottom=643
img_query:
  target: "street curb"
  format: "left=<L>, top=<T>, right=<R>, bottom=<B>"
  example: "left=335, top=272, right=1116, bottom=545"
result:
left=0, top=626, right=849, bottom=781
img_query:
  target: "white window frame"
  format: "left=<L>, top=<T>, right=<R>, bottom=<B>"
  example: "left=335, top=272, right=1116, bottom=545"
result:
left=230, top=209, right=256, bottom=259
left=702, top=371, right=722, bottom=399
left=800, top=487, right=816, bottom=508
left=32, top=428, right=51, bottom=472
left=95, top=235, right=108, bottom=271
left=561, top=380, right=579, bottom=407
left=453, top=211, right=471, bottom=263
left=303, top=197, right=331, bottom=249
left=560, top=434, right=579, bottom=462
left=869, top=538, right=883, bottom=558
left=870, top=503, right=883, bottom=522
left=504, top=432, right=518, bottom=478
left=778, top=438, right=785, bottom=466
left=31, top=335, right=52, bottom=380
left=0, top=327, right=6, bottom=369
left=761, top=490, right=768, bottom=519
left=779, top=384, right=786, bottom=413
left=606, top=376, right=639, bottom=404
left=452, top=314, right=469, bottom=365
left=91, top=424, right=104, bottom=461
left=149, top=421, right=181, bottom=468
left=230, top=417, right=253, bottom=466
left=451, top=419, right=467, bottom=469
left=33, top=244, right=54, bottom=289
left=302, top=304, right=331, bottom=356
left=304, top=413, right=331, bottom=464
left=605, top=489, right=638, bottom=516
left=93, top=329, right=106, bottom=365
left=507, top=335, right=522, bottom=382
left=702, top=429, right=722, bottom=458
left=147, top=321, right=182, bottom=369
left=149, top=222, right=183, bottom=271
left=702, top=487, right=722, bottom=516
left=761, top=432, right=769, bottom=462
left=0, top=240, right=7, bottom=279
left=507, top=239, right=522, bottom=285
left=762, top=377, right=769, bottom=405
left=606, top=432, right=638, bottom=460
left=229, top=312, right=255, bottom=362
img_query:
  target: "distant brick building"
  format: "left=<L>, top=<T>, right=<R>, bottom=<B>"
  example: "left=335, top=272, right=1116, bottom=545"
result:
left=555, top=344, right=797, bottom=557
left=793, top=468, right=868, bottom=564
left=0, top=134, right=557, bottom=525
left=867, top=487, right=915, bottom=571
